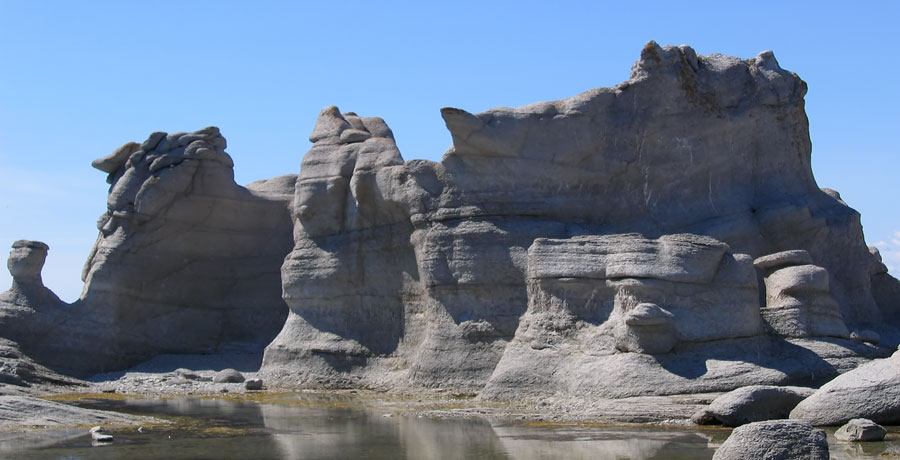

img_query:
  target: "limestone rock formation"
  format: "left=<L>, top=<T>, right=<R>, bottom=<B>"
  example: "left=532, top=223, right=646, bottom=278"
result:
left=1, top=43, right=898, bottom=403
left=0, top=242, right=75, bottom=385
left=712, top=420, right=829, bottom=460
left=1, top=128, right=296, bottom=376
left=80, top=127, right=293, bottom=371
left=261, top=42, right=898, bottom=399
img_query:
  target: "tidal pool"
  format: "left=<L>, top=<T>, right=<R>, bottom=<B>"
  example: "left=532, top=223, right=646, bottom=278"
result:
left=5, top=395, right=899, bottom=459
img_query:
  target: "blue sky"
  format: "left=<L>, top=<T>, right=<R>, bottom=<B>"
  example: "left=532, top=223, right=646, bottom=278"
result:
left=1, top=1, right=897, bottom=301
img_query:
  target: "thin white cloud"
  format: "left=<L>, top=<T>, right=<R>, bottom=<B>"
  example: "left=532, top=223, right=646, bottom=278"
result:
left=873, top=231, right=900, bottom=275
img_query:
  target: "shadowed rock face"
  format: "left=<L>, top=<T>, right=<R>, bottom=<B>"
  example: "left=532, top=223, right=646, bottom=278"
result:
left=260, top=42, right=899, bottom=395
left=77, top=127, right=293, bottom=371
left=1, top=129, right=295, bottom=376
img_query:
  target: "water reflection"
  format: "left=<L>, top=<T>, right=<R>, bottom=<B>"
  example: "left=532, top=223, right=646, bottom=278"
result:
left=491, top=425, right=720, bottom=460
left=262, top=404, right=510, bottom=459
left=9, top=396, right=897, bottom=460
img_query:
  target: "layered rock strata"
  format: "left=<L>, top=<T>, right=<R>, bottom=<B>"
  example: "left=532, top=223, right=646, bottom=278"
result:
left=1, top=43, right=897, bottom=398
left=754, top=250, right=850, bottom=338
left=260, top=42, right=898, bottom=397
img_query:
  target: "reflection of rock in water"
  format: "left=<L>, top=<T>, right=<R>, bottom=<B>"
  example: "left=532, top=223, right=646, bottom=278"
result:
left=827, top=429, right=896, bottom=460
left=260, top=404, right=509, bottom=460
left=489, top=424, right=719, bottom=460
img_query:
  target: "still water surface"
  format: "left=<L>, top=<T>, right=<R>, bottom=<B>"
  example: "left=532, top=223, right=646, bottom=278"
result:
left=5, top=396, right=899, bottom=459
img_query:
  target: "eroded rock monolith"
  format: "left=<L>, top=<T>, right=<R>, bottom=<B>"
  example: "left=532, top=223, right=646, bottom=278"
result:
left=259, top=42, right=899, bottom=399
left=2, top=43, right=898, bottom=403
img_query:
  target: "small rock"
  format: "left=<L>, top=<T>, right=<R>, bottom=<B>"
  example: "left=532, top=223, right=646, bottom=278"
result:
left=835, top=418, right=886, bottom=442
left=244, top=378, right=263, bottom=391
left=339, top=128, right=371, bottom=144
left=712, top=420, right=828, bottom=460
left=213, top=368, right=245, bottom=383
left=90, top=426, right=113, bottom=443
left=691, top=409, right=719, bottom=425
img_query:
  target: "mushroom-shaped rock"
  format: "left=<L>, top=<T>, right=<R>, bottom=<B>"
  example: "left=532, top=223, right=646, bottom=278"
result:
left=712, top=420, right=828, bottom=460
left=753, top=250, right=850, bottom=338
left=7, top=241, right=49, bottom=285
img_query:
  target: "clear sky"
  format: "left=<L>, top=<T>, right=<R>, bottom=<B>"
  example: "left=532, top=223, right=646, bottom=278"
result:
left=1, top=1, right=897, bottom=301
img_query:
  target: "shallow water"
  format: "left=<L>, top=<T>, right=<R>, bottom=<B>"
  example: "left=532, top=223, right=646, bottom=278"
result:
left=5, top=396, right=899, bottom=460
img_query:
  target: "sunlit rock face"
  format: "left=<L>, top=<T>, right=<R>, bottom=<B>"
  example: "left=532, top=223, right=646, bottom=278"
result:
left=261, top=42, right=898, bottom=395
left=1, top=43, right=896, bottom=392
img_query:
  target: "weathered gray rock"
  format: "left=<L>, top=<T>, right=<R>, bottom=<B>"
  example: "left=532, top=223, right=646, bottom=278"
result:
left=0, top=43, right=897, bottom=401
left=712, top=419, right=828, bottom=460
left=7, top=241, right=49, bottom=283
left=2, top=128, right=296, bottom=376
left=213, top=368, right=245, bottom=383
left=754, top=250, right=850, bottom=339
left=834, top=418, right=886, bottom=442
left=790, top=349, right=900, bottom=425
left=244, top=378, right=263, bottom=390
left=260, top=43, right=899, bottom=398
left=692, top=385, right=815, bottom=427
left=0, top=396, right=158, bottom=429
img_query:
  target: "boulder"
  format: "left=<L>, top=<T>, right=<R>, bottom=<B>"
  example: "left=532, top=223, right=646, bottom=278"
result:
left=244, top=378, right=263, bottom=390
left=213, top=368, right=245, bottom=384
left=712, top=419, right=828, bottom=460
left=693, top=385, right=815, bottom=427
left=834, top=418, right=886, bottom=442
left=790, top=349, right=900, bottom=425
